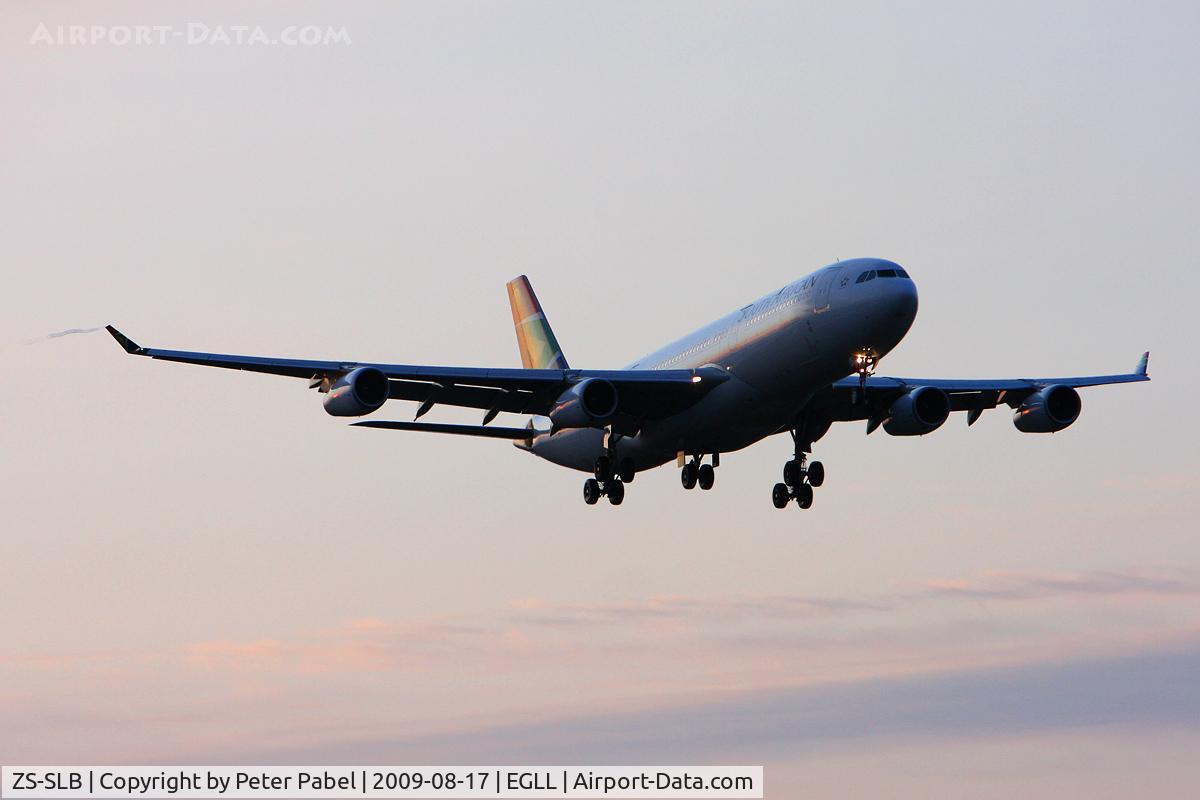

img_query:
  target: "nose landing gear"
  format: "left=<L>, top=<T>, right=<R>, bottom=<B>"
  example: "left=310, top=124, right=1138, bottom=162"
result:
left=852, top=350, right=879, bottom=405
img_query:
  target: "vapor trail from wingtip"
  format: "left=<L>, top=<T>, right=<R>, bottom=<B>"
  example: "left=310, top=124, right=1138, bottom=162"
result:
left=23, top=327, right=103, bottom=345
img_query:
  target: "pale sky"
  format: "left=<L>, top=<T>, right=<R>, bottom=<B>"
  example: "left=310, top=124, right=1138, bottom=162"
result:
left=2, top=1, right=1198, bottom=796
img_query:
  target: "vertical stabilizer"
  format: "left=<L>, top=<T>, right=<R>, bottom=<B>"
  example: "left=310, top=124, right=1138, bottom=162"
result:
left=506, top=275, right=569, bottom=369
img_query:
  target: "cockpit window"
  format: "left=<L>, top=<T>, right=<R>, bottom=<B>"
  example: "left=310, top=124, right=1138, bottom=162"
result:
left=858, top=266, right=909, bottom=282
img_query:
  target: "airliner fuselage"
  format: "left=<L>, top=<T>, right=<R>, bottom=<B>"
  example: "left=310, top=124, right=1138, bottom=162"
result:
left=525, top=258, right=918, bottom=471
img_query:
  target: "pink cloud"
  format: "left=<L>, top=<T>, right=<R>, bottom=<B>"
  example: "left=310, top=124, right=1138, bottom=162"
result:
left=162, top=565, right=1200, bottom=682
left=5, top=566, right=1199, bottom=765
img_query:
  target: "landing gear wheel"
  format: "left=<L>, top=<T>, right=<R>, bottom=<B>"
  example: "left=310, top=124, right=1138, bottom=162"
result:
left=783, top=459, right=801, bottom=487
left=795, top=483, right=814, bottom=509
left=583, top=478, right=601, bottom=505
left=618, top=457, right=636, bottom=483
left=772, top=483, right=790, bottom=509
left=807, top=461, right=825, bottom=488
left=607, top=480, right=625, bottom=505
left=681, top=463, right=698, bottom=490
left=698, top=464, right=715, bottom=490
left=594, top=456, right=613, bottom=482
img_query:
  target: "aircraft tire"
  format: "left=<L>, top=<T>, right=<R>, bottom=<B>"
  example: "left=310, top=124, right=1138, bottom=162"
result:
left=618, top=457, right=636, bottom=483
left=681, top=463, right=698, bottom=490
left=594, top=456, right=613, bottom=482
left=807, top=461, right=825, bottom=487
left=796, top=483, right=814, bottom=509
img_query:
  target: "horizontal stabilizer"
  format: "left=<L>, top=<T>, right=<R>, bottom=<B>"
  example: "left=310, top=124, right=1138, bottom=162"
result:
left=352, top=420, right=535, bottom=439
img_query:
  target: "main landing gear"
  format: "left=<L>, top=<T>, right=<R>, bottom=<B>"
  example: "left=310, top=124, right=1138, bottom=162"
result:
left=680, top=453, right=718, bottom=491
left=772, top=432, right=824, bottom=510
left=583, top=442, right=636, bottom=506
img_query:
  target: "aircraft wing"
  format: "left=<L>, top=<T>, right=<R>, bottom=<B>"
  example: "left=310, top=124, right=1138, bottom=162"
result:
left=806, top=352, right=1150, bottom=427
left=104, top=326, right=728, bottom=428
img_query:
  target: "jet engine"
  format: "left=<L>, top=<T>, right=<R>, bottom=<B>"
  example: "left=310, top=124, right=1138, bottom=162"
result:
left=1013, top=385, right=1081, bottom=433
left=549, top=378, right=619, bottom=430
left=883, top=386, right=950, bottom=436
left=323, top=367, right=390, bottom=417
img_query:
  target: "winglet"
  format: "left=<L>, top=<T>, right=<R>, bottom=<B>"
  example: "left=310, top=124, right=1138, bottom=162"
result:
left=1135, top=351, right=1150, bottom=377
left=105, top=325, right=145, bottom=355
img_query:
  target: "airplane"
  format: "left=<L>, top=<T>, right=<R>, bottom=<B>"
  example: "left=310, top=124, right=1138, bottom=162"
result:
left=105, top=258, right=1149, bottom=508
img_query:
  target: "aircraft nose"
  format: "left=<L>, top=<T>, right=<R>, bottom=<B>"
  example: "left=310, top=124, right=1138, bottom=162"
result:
left=869, top=272, right=918, bottom=337
left=889, top=276, right=918, bottom=323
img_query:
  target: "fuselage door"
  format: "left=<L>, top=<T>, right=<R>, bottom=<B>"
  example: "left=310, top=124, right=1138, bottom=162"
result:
left=813, top=266, right=841, bottom=312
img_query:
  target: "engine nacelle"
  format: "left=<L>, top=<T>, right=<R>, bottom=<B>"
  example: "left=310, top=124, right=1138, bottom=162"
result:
left=549, top=378, right=619, bottom=430
left=1014, top=385, right=1081, bottom=433
left=323, top=367, right=390, bottom=417
left=883, top=386, right=950, bottom=436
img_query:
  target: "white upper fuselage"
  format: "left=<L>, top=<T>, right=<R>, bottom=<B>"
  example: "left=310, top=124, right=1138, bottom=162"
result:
left=526, top=258, right=919, bottom=472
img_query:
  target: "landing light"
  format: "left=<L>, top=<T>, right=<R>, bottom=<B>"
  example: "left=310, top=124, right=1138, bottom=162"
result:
left=691, top=375, right=702, bottom=383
